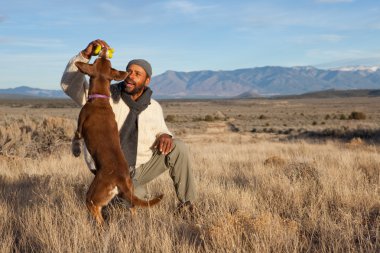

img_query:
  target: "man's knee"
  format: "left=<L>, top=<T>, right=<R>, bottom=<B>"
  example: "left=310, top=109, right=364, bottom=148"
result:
left=166, top=139, right=190, bottom=169
left=171, top=139, right=188, bottom=155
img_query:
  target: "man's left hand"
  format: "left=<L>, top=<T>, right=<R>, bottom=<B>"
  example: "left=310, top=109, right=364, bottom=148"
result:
left=154, top=134, right=173, bottom=155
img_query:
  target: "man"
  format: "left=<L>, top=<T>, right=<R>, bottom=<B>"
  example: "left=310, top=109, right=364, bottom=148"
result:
left=61, top=39, right=196, bottom=213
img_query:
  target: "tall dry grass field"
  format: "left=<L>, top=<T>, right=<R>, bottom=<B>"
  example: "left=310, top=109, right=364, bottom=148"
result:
left=0, top=98, right=379, bottom=252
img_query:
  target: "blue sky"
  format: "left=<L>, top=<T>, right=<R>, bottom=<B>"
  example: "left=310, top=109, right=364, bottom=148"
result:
left=1, top=0, right=380, bottom=89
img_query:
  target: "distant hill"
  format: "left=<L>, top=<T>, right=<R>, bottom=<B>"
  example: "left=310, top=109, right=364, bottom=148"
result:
left=273, top=89, right=380, bottom=99
left=2, top=65, right=380, bottom=99
left=0, top=86, right=66, bottom=98
left=234, top=90, right=261, bottom=99
left=0, top=94, right=44, bottom=100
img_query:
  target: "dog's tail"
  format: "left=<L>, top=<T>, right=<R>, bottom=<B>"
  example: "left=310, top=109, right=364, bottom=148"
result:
left=119, top=179, right=163, bottom=207
left=128, top=193, right=164, bottom=207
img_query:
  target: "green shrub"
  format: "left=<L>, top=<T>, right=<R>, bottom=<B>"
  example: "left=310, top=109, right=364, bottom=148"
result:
left=283, top=128, right=294, bottom=134
left=348, top=111, right=366, bottom=120
left=192, top=116, right=203, bottom=122
left=165, top=115, right=176, bottom=122
left=205, top=115, right=214, bottom=121
left=258, top=114, right=267, bottom=120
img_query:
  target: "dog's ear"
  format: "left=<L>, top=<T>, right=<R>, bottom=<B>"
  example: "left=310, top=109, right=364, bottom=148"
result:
left=75, top=62, right=95, bottom=76
left=110, top=69, right=128, bottom=81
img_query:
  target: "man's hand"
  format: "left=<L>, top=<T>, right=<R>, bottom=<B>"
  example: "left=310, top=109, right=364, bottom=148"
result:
left=154, top=134, right=173, bottom=155
left=81, top=39, right=111, bottom=59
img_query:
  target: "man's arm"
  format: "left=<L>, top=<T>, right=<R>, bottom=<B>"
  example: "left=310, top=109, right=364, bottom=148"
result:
left=60, top=53, right=90, bottom=106
left=152, top=101, right=174, bottom=155
left=60, top=39, right=111, bottom=106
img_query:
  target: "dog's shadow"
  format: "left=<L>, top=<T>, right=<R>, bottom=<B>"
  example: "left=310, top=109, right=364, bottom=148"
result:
left=0, top=174, right=88, bottom=211
left=0, top=173, right=131, bottom=222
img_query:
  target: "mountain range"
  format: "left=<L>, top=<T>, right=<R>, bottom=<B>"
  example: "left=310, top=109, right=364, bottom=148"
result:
left=150, top=65, right=380, bottom=98
left=0, top=86, right=66, bottom=98
left=1, top=65, right=380, bottom=99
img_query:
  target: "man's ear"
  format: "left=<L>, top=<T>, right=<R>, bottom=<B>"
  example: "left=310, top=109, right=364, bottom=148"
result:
left=110, top=69, right=128, bottom=81
left=144, top=77, right=151, bottom=86
left=75, top=62, right=95, bottom=76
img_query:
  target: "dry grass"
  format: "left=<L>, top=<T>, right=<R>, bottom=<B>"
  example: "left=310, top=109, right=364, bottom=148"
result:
left=0, top=98, right=379, bottom=252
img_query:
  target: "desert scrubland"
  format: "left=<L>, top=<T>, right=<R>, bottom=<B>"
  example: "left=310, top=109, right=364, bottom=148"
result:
left=0, top=97, right=379, bottom=252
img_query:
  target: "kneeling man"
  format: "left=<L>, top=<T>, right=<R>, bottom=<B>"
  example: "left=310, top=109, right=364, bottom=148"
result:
left=60, top=39, right=196, bottom=213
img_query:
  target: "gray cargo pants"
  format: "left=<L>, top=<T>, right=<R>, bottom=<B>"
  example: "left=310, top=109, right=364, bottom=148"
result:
left=132, top=139, right=196, bottom=203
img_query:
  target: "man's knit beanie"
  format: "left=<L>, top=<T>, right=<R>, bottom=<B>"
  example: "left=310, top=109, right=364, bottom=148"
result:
left=126, top=59, right=152, bottom=78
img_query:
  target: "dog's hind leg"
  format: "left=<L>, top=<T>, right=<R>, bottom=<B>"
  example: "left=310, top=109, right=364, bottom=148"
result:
left=86, top=199, right=104, bottom=226
left=118, top=190, right=137, bottom=216
left=86, top=176, right=119, bottom=226
left=129, top=206, right=136, bottom=216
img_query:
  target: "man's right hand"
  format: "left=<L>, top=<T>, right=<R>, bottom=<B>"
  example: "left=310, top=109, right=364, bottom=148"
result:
left=81, top=39, right=111, bottom=59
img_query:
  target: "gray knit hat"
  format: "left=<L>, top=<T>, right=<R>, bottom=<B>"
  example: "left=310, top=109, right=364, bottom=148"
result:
left=126, top=59, right=152, bottom=77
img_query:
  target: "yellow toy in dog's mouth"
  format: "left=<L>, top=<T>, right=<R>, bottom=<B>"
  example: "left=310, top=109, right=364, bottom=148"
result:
left=94, top=45, right=114, bottom=59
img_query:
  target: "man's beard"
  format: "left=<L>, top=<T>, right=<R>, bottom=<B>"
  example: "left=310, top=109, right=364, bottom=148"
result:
left=123, top=79, right=145, bottom=95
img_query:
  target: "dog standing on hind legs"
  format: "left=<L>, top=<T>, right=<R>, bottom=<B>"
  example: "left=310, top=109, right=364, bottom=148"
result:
left=71, top=47, right=163, bottom=225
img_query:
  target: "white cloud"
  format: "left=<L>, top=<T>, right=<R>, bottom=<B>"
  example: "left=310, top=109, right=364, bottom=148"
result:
left=0, top=37, right=65, bottom=48
left=238, top=4, right=331, bottom=29
left=318, top=34, right=345, bottom=42
left=98, top=2, right=125, bottom=16
left=95, top=2, right=154, bottom=24
left=235, top=2, right=364, bottom=32
left=306, top=49, right=374, bottom=60
left=292, top=34, right=345, bottom=44
left=164, top=0, right=213, bottom=14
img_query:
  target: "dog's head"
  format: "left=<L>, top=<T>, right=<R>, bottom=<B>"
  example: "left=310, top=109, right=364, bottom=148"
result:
left=75, top=47, right=128, bottom=96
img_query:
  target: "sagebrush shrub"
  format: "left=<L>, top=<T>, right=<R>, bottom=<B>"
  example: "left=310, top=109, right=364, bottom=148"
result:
left=165, top=114, right=176, bottom=122
left=205, top=115, right=214, bottom=121
left=349, top=111, right=366, bottom=120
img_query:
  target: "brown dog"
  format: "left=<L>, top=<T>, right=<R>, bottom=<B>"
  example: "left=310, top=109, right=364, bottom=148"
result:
left=72, top=48, right=163, bottom=225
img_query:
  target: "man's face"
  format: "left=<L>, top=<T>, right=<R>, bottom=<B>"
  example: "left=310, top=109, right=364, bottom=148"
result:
left=123, top=64, right=150, bottom=95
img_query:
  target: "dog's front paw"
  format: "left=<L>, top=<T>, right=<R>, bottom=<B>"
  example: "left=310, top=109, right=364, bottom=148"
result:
left=71, top=139, right=81, bottom=157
